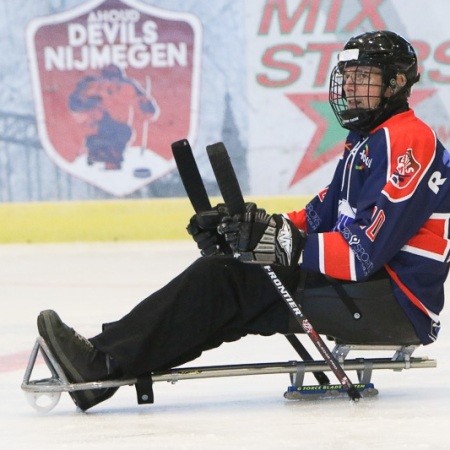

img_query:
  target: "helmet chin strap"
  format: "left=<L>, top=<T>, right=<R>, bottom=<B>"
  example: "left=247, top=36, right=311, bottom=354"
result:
left=339, top=94, right=409, bottom=134
left=368, top=95, right=410, bottom=132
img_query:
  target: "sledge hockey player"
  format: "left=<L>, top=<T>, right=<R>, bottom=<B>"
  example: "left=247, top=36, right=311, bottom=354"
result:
left=37, top=30, right=450, bottom=411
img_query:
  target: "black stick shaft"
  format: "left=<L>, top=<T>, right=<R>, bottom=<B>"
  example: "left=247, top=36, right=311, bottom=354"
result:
left=207, top=142, right=360, bottom=401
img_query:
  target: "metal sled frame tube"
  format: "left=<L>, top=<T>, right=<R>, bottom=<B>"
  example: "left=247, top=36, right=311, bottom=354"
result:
left=22, top=358, right=437, bottom=394
left=21, top=329, right=436, bottom=396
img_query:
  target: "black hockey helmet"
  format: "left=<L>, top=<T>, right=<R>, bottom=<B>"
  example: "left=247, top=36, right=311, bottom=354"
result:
left=329, top=30, right=420, bottom=133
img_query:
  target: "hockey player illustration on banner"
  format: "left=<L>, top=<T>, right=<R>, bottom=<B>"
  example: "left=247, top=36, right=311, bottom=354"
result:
left=69, top=64, right=159, bottom=173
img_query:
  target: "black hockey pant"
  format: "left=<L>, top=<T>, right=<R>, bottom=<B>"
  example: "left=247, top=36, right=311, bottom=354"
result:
left=91, top=255, right=419, bottom=377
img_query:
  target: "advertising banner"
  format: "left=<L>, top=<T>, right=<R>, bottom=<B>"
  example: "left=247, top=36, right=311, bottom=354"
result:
left=27, top=0, right=202, bottom=196
left=246, top=0, right=450, bottom=195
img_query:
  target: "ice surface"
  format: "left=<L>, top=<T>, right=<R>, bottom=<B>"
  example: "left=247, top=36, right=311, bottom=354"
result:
left=1, top=241, right=449, bottom=449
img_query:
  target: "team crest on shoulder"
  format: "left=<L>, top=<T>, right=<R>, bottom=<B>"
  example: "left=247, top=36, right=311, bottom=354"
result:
left=383, top=148, right=423, bottom=202
left=392, top=149, right=421, bottom=189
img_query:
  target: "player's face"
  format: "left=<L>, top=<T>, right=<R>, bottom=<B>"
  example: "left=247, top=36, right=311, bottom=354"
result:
left=342, top=66, right=384, bottom=110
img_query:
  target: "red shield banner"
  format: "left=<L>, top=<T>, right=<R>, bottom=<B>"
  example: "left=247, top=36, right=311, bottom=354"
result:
left=27, top=0, right=201, bottom=196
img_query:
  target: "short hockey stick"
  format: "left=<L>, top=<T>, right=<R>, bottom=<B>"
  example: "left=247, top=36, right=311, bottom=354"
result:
left=206, top=142, right=361, bottom=401
left=171, top=139, right=329, bottom=385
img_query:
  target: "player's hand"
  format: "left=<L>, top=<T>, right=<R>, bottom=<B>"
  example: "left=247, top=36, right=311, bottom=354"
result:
left=187, top=204, right=229, bottom=256
left=219, top=211, right=306, bottom=266
left=187, top=203, right=259, bottom=256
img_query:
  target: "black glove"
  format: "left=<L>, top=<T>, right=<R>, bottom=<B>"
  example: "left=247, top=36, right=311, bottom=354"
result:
left=187, top=204, right=229, bottom=256
left=187, top=203, right=259, bottom=256
left=219, top=211, right=306, bottom=267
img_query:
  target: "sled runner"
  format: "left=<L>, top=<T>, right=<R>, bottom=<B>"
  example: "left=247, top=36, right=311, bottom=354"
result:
left=21, top=335, right=436, bottom=412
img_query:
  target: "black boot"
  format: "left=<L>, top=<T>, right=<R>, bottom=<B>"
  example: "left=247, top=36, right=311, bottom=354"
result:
left=37, top=310, right=121, bottom=411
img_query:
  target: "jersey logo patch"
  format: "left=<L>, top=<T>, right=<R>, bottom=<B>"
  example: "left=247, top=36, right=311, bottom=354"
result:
left=383, top=148, right=423, bottom=202
left=392, top=148, right=421, bottom=189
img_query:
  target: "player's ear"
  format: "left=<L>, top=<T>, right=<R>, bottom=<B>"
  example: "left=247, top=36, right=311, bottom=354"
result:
left=395, top=73, right=407, bottom=89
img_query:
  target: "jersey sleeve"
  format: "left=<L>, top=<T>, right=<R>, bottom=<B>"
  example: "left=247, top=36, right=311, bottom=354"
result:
left=286, top=208, right=307, bottom=231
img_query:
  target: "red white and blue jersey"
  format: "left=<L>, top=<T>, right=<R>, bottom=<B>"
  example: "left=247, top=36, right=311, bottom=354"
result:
left=287, top=110, right=450, bottom=344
